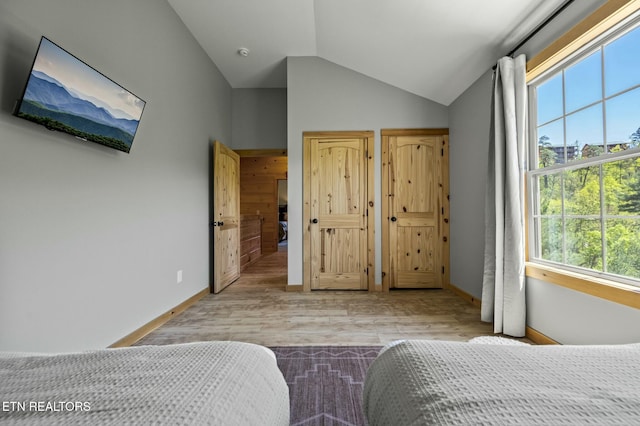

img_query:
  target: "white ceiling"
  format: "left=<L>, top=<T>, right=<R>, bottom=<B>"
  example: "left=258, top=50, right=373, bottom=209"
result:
left=167, top=0, right=566, bottom=106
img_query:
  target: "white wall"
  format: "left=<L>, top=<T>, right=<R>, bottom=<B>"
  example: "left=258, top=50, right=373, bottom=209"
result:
left=287, top=56, right=448, bottom=286
left=448, top=0, right=640, bottom=344
left=232, top=88, right=287, bottom=150
left=0, top=0, right=231, bottom=352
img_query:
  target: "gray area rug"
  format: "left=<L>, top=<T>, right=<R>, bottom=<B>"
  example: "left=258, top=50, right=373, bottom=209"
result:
left=270, top=346, right=382, bottom=426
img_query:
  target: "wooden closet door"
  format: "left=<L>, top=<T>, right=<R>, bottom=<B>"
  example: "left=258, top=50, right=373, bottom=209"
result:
left=383, top=130, right=449, bottom=290
left=303, top=132, right=374, bottom=291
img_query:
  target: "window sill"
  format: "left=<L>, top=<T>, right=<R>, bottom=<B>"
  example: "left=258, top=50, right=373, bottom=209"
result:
left=525, top=262, right=640, bottom=310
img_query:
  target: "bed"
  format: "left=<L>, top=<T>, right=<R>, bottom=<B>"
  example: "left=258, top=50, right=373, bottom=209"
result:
left=0, top=341, right=289, bottom=425
left=363, top=338, right=640, bottom=425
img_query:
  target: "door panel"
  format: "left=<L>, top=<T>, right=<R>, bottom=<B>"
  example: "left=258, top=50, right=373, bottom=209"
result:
left=213, top=140, right=240, bottom=293
left=395, top=141, right=435, bottom=213
left=395, top=225, right=436, bottom=287
left=384, top=131, right=449, bottom=289
left=316, top=228, right=361, bottom=289
left=304, top=132, right=374, bottom=291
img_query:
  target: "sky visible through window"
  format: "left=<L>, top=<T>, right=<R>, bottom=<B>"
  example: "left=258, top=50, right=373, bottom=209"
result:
left=536, top=24, right=640, bottom=159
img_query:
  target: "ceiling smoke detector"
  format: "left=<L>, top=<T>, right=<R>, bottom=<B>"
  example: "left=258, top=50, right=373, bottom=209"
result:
left=237, top=48, right=250, bottom=57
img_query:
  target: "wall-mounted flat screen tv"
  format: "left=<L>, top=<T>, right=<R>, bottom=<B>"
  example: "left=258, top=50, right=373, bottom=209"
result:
left=15, top=37, right=146, bottom=153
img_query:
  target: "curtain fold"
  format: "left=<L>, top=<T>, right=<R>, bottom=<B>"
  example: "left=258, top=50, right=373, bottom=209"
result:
left=481, top=55, right=527, bottom=337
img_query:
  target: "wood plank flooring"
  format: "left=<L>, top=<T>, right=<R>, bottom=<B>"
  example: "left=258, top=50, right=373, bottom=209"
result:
left=135, top=249, right=512, bottom=347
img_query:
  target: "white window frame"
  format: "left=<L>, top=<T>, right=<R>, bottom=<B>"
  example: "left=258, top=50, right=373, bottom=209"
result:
left=527, top=10, right=640, bottom=290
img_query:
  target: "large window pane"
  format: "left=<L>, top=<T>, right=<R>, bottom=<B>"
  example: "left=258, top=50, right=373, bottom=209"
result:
left=565, top=51, right=602, bottom=113
left=537, top=173, right=562, bottom=215
left=604, top=25, right=640, bottom=97
left=565, top=104, right=603, bottom=161
left=564, top=166, right=601, bottom=216
left=603, top=156, right=640, bottom=215
left=537, top=119, right=564, bottom=166
left=565, top=218, right=602, bottom=271
left=605, top=86, right=640, bottom=147
left=539, top=217, right=563, bottom=263
left=537, top=73, right=563, bottom=125
left=606, top=219, right=640, bottom=279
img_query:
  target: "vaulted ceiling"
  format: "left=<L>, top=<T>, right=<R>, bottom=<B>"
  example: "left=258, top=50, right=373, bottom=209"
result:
left=167, top=0, right=566, bottom=106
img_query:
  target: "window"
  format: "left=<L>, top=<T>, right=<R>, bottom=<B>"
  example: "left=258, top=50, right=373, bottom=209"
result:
left=528, top=17, right=640, bottom=287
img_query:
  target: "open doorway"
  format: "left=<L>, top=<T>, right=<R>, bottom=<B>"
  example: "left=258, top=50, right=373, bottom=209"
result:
left=277, top=179, right=287, bottom=252
left=236, top=150, right=288, bottom=286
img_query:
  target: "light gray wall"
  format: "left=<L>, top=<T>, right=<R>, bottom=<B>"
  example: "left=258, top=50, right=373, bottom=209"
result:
left=232, top=88, right=287, bottom=149
left=0, top=0, right=231, bottom=352
left=527, top=278, right=640, bottom=344
left=448, top=0, right=640, bottom=344
left=448, top=69, right=493, bottom=299
left=287, top=56, right=448, bottom=286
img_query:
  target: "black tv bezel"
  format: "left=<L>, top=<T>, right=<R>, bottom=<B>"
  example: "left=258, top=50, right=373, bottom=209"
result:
left=14, top=36, right=146, bottom=154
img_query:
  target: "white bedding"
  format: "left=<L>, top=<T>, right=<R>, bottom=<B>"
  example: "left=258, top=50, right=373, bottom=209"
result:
left=363, top=339, right=640, bottom=425
left=0, top=341, right=289, bottom=425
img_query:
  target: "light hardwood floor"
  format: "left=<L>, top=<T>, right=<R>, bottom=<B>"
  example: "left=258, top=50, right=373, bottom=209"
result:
left=135, top=248, right=518, bottom=347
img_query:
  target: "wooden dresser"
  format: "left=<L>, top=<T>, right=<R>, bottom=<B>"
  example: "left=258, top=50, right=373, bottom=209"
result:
left=240, top=215, right=262, bottom=271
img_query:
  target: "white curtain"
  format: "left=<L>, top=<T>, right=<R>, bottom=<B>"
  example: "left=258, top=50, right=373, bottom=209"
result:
left=481, top=55, right=527, bottom=337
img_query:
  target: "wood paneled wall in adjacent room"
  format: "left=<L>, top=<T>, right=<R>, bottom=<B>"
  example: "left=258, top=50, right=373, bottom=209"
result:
left=239, top=155, right=287, bottom=253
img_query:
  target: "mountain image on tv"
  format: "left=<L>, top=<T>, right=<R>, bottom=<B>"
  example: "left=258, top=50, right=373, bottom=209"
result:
left=16, top=38, right=145, bottom=153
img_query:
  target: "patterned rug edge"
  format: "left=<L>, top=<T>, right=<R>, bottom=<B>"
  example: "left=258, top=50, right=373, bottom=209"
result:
left=270, top=345, right=383, bottom=426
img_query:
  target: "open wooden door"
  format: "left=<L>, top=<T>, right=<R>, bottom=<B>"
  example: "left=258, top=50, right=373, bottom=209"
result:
left=303, top=131, right=374, bottom=291
left=382, top=129, right=450, bottom=290
left=212, top=140, right=241, bottom=293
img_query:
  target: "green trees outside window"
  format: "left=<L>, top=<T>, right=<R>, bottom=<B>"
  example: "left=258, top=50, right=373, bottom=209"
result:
left=535, top=133, right=640, bottom=281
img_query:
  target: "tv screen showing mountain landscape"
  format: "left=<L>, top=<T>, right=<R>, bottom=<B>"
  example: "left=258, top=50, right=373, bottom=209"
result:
left=16, top=37, right=145, bottom=153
